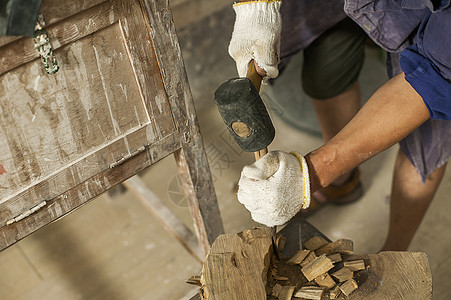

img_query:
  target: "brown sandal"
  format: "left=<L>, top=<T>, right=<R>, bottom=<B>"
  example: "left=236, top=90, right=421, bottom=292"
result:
left=302, top=168, right=363, bottom=216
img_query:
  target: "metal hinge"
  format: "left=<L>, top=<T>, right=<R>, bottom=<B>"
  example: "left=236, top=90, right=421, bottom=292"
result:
left=6, top=201, right=47, bottom=226
left=109, top=145, right=146, bottom=168
left=34, top=14, right=59, bottom=74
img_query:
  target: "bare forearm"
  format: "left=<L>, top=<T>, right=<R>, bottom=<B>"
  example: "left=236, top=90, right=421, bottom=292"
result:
left=306, top=73, right=430, bottom=191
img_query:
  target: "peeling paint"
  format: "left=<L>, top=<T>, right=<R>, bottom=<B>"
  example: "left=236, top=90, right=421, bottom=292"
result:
left=155, top=90, right=165, bottom=114
left=0, top=164, right=6, bottom=175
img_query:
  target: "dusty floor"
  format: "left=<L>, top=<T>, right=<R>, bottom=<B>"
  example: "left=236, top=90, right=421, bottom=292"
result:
left=1, top=2, right=451, bottom=299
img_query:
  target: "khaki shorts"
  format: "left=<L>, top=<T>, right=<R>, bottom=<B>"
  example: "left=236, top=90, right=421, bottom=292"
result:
left=301, top=17, right=367, bottom=99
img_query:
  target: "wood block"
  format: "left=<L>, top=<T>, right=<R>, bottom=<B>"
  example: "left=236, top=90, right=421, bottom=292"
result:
left=293, top=286, right=324, bottom=300
left=314, top=273, right=336, bottom=290
left=301, top=255, right=334, bottom=281
left=339, top=279, right=358, bottom=296
left=329, top=285, right=342, bottom=299
left=304, top=236, right=329, bottom=250
left=201, top=228, right=275, bottom=300
left=274, top=275, right=289, bottom=281
left=300, top=251, right=317, bottom=267
left=344, top=259, right=365, bottom=271
left=315, top=239, right=354, bottom=256
left=287, top=250, right=311, bottom=265
left=271, top=283, right=283, bottom=297
left=278, top=285, right=295, bottom=300
left=327, top=253, right=342, bottom=263
left=186, top=275, right=201, bottom=286
left=331, top=267, right=354, bottom=283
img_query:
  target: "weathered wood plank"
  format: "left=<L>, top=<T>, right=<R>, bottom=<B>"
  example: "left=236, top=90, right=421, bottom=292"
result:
left=1, top=0, right=178, bottom=226
left=140, top=0, right=224, bottom=253
left=0, top=131, right=180, bottom=250
left=200, top=228, right=274, bottom=300
left=117, top=0, right=176, bottom=137
left=0, top=0, right=107, bottom=47
left=0, top=1, right=118, bottom=75
left=1, top=23, right=148, bottom=200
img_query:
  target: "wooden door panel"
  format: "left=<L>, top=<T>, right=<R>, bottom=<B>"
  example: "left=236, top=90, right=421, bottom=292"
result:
left=0, top=0, right=179, bottom=248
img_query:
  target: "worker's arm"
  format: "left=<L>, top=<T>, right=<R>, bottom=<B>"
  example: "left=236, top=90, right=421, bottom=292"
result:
left=306, top=72, right=430, bottom=192
left=237, top=73, right=430, bottom=226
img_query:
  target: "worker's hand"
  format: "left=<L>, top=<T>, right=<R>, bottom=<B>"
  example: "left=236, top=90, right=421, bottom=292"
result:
left=237, top=151, right=311, bottom=226
left=228, top=0, right=282, bottom=79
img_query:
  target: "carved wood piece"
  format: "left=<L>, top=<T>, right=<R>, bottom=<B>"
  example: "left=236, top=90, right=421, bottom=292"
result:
left=300, top=251, right=317, bottom=267
left=287, top=249, right=311, bottom=265
left=327, top=253, right=342, bottom=263
left=331, top=267, right=354, bottom=283
left=304, top=235, right=329, bottom=251
left=278, top=285, right=295, bottom=300
left=339, top=279, right=358, bottom=297
left=344, top=260, right=366, bottom=271
left=329, top=285, right=342, bottom=299
left=293, top=286, right=324, bottom=300
left=315, top=239, right=354, bottom=256
left=301, top=255, right=334, bottom=281
left=200, top=228, right=274, bottom=300
left=314, top=273, right=336, bottom=290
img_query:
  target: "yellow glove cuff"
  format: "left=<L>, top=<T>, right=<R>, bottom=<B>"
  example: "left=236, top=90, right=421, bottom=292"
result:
left=290, top=152, right=311, bottom=209
left=233, top=0, right=282, bottom=7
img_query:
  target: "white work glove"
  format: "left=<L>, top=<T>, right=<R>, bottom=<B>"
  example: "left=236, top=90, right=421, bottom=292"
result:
left=237, top=151, right=311, bottom=227
left=228, top=0, right=282, bottom=79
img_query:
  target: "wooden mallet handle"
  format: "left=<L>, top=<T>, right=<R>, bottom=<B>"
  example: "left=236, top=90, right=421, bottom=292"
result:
left=246, top=60, right=268, bottom=161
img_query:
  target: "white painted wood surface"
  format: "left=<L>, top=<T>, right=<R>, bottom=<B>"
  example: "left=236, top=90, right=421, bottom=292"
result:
left=0, top=0, right=223, bottom=252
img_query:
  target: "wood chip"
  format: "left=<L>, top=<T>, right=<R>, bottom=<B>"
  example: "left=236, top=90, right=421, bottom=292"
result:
left=300, top=251, right=317, bottom=267
left=329, top=285, right=342, bottom=299
left=344, top=259, right=366, bottom=271
left=339, top=279, right=358, bottom=296
left=304, top=236, right=329, bottom=250
left=301, top=255, right=334, bottom=281
left=274, top=275, right=289, bottom=281
left=327, top=253, right=342, bottom=263
left=293, top=286, right=324, bottom=300
left=186, top=275, right=201, bottom=286
left=287, top=250, right=311, bottom=265
left=315, top=239, right=354, bottom=256
left=314, top=273, right=336, bottom=290
left=331, top=267, right=354, bottom=282
left=271, top=283, right=283, bottom=297
left=278, top=285, right=295, bottom=300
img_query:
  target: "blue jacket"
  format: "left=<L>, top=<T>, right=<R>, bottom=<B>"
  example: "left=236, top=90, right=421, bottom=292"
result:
left=346, top=0, right=451, bottom=119
left=280, top=0, right=451, bottom=120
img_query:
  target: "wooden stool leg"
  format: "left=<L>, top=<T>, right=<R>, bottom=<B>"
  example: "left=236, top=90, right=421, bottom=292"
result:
left=174, top=146, right=224, bottom=257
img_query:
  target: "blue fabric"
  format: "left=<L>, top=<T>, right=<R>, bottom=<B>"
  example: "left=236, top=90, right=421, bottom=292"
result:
left=400, top=45, right=451, bottom=120
left=392, top=0, right=450, bottom=11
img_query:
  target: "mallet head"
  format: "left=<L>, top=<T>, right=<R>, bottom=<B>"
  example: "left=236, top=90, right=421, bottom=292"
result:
left=214, top=77, right=275, bottom=153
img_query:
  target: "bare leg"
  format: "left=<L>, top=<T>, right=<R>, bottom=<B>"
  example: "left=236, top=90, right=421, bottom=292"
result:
left=313, top=82, right=361, bottom=185
left=381, top=149, right=447, bottom=251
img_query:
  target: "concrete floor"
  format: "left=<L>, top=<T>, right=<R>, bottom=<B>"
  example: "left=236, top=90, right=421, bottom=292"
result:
left=1, top=2, right=451, bottom=300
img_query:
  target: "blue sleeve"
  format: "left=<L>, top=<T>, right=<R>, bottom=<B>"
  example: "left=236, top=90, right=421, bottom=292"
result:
left=400, top=45, right=451, bottom=120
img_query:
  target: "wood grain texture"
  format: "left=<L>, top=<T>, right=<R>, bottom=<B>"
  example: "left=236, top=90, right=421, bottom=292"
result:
left=0, top=0, right=107, bottom=48
left=0, top=22, right=149, bottom=203
left=140, top=0, right=224, bottom=254
left=0, top=132, right=180, bottom=250
left=200, top=228, right=274, bottom=300
left=349, top=252, right=432, bottom=299
left=0, top=0, right=191, bottom=249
